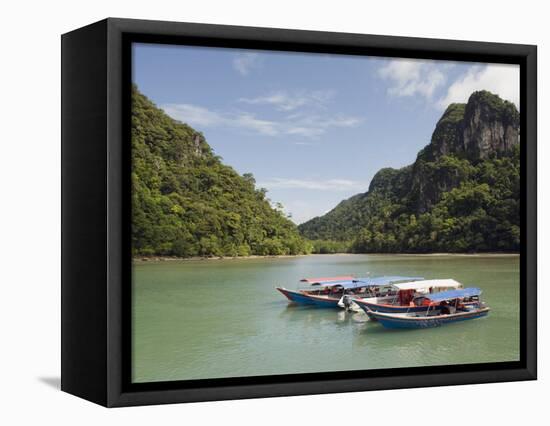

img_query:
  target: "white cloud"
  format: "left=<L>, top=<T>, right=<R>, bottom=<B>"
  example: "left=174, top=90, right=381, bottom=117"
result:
left=161, top=103, right=361, bottom=139
left=233, top=113, right=278, bottom=136
left=324, top=116, right=363, bottom=127
left=284, top=113, right=363, bottom=138
left=257, top=178, right=369, bottom=191
left=285, top=126, right=324, bottom=138
left=378, top=59, right=446, bottom=99
left=161, top=104, right=224, bottom=127
left=162, top=104, right=277, bottom=136
left=232, top=53, right=262, bottom=76
left=277, top=200, right=327, bottom=225
left=438, top=64, right=519, bottom=108
left=239, top=90, right=335, bottom=111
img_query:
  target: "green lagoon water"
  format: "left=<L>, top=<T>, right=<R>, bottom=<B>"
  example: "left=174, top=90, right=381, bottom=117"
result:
left=132, top=254, right=520, bottom=383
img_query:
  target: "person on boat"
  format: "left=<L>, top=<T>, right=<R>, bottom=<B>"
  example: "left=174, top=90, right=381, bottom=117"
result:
left=440, top=301, right=451, bottom=315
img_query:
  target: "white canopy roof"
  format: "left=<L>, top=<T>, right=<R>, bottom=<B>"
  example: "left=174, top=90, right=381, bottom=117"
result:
left=393, top=279, right=463, bottom=291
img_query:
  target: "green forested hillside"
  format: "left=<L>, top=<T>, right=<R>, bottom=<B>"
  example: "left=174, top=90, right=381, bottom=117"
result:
left=299, top=91, right=520, bottom=253
left=131, top=87, right=310, bottom=257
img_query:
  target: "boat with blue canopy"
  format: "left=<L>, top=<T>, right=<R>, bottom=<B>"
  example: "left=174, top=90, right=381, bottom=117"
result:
left=364, top=287, right=490, bottom=329
left=353, top=279, right=465, bottom=314
left=276, top=276, right=423, bottom=309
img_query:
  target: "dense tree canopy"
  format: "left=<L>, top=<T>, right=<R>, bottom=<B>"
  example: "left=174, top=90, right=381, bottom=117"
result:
left=131, top=86, right=311, bottom=257
left=346, top=148, right=520, bottom=253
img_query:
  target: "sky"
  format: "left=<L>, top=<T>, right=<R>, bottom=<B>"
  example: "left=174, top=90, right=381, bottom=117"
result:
left=133, top=43, right=519, bottom=224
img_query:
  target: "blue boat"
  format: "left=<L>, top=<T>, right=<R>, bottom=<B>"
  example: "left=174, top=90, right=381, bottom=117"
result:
left=276, top=276, right=423, bottom=309
left=354, top=279, right=464, bottom=314
left=276, top=287, right=344, bottom=307
left=364, top=288, right=490, bottom=329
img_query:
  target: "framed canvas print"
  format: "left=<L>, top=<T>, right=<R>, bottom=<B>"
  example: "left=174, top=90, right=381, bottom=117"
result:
left=61, top=18, right=537, bottom=407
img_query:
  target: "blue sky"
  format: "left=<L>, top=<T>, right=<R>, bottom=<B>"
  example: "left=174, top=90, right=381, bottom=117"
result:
left=133, top=43, right=519, bottom=224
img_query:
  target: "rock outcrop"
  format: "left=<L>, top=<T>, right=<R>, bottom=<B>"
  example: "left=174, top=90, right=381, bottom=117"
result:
left=298, top=90, right=520, bottom=243
left=462, top=91, right=519, bottom=160
left=421, top=90, right=519, bottom=162
left=410, top=91, right=519, bottom=213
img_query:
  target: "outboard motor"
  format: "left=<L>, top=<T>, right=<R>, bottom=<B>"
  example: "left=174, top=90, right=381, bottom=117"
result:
left=338, top=295, right=354, bottom=311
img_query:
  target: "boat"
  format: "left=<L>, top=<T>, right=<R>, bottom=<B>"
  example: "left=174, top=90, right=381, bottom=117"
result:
left=363, top=288, right=490, bottom=329
left=276, top=276, right=423, bottom=308
left=353, top=279, right=464, bottom=314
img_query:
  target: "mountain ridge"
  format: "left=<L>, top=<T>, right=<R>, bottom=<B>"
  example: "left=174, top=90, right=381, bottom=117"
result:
left=131, top=86, right=310, bottom=257
left=299, top=90, right=520, bottom=253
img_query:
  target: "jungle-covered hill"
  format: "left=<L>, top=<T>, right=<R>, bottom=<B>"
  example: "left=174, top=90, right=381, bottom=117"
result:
left=299, top=91, right=520, bottom=253
left=131, top=86, right=310, bottom=257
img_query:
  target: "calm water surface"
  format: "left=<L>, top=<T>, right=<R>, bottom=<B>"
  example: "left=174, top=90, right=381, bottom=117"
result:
left=132, top=254, right=519, bottom=382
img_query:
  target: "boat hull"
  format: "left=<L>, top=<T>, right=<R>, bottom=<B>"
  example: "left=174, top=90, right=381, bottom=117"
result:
left=369, top=308, right=490, bottom=329
left=276, top=287, right=340, bottom=308
left=354, top=298, right=433, bottom=314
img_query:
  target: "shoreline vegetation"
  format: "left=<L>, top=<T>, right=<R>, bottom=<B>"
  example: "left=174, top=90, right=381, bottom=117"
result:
left=132, top=87, right=520, bottom=259
left=133, top=252, right=520, bottom=262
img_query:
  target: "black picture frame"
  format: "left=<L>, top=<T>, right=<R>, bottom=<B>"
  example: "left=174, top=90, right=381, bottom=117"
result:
left=61, top=17, right=537, bottom=407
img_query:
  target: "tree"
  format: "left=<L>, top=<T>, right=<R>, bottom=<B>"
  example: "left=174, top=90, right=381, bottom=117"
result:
left=131, top=86, right=309, bottom=258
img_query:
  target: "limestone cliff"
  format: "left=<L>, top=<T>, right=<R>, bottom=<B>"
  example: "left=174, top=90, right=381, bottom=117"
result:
left=421, top=90, right=519, bottom=162
left=299, top=90, right=520, bottom=253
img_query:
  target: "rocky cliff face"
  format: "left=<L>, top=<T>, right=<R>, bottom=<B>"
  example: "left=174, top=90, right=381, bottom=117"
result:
left=298, top=90, right=520, bottom=241
left=411, top=91, right=519, bottom=213
left=462, top=91, right=520, bottom=160
left=422, top=90, right=519, bottom=162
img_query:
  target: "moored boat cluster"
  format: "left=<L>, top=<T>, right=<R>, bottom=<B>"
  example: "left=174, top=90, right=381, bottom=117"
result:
left=276, top=276, right=490, bottom=329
